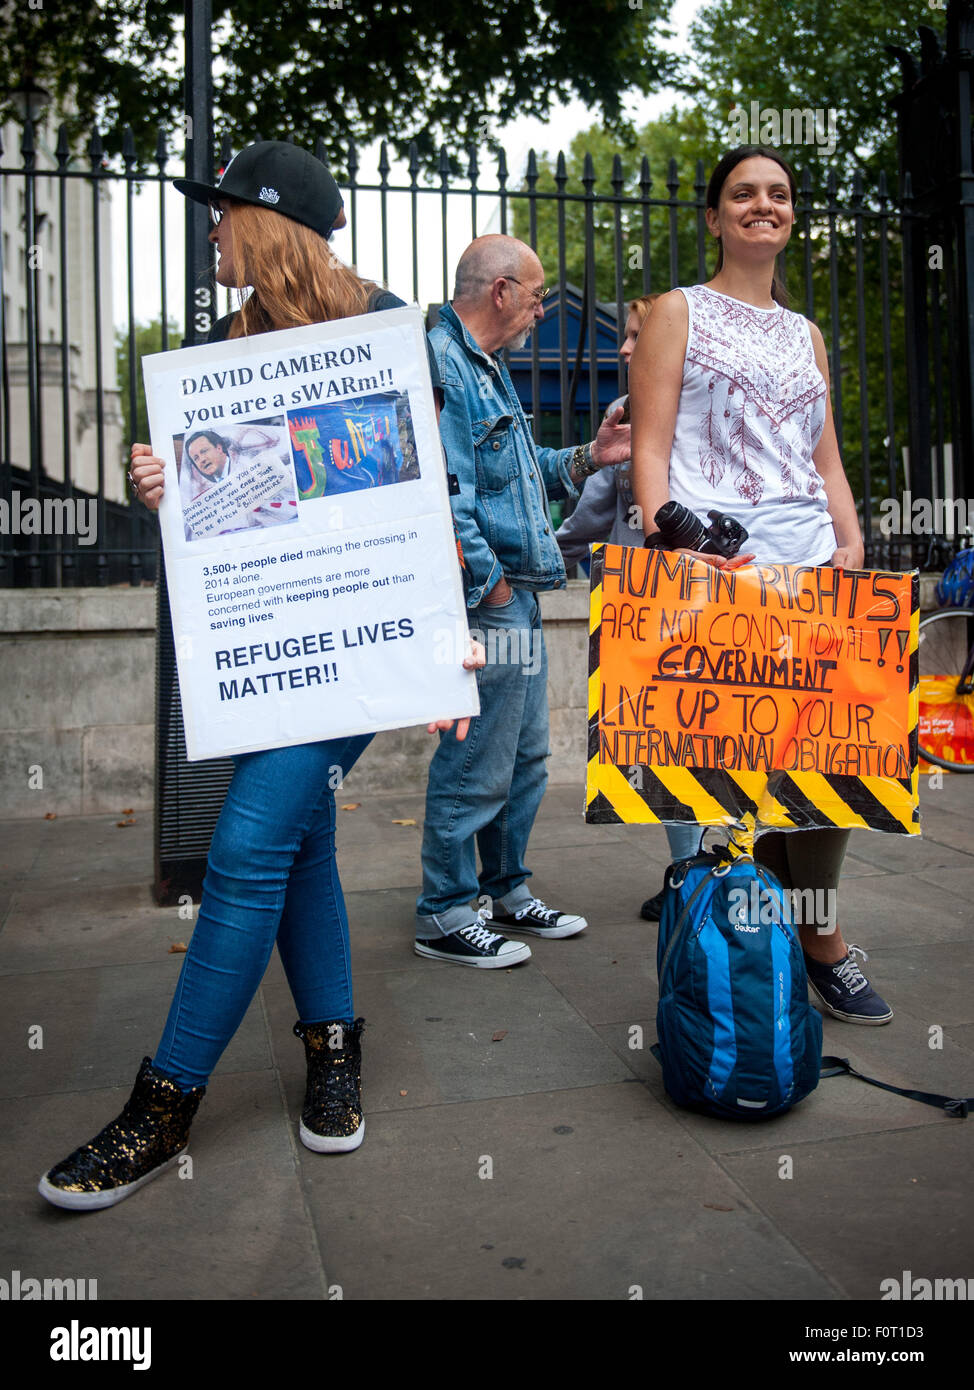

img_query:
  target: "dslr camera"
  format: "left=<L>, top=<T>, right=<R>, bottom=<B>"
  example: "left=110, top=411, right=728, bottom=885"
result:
left=645, top=500, right=749, bottom=559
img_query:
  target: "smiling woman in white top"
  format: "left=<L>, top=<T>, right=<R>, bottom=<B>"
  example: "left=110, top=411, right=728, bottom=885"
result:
left=627, top=145, right=892, bottom=1026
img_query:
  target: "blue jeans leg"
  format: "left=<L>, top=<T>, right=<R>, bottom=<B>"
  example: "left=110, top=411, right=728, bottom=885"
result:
left=415, top=590, right=548, bottom=937
left=665, top=823, right=704, bottom=861
left=153, top=734, right=371, bottom=1090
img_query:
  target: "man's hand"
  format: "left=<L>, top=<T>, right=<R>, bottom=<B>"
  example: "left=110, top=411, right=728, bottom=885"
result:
left=129, top=443, right=166, bottom=510
left=590, top=405, right=631, bottom=466
left=426, top=638, right=486, bottom=741
left=482, top=575, right=513, bottom=606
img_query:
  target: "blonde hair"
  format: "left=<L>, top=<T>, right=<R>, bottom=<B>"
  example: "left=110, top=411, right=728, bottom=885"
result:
left=627, top=293, right=660, bottom=327
left=223, top=201, right=378, bottom=338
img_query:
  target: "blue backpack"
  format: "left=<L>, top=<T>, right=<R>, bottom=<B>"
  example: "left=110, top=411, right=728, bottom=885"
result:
left=653, top=848, right=822, bottom=1120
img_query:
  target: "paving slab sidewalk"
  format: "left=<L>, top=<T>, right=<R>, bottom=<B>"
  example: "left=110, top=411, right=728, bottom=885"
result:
left=1, top=776, right=972, bottom=1301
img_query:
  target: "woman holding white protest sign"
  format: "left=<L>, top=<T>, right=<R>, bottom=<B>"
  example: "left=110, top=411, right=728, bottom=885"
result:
left=39, top=141, right=482, bottom=1211
left=629, top=145, right=892, bottom=1025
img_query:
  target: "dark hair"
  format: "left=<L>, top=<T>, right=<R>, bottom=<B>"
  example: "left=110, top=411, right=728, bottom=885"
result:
left=185, top=430, right=230, bottom=473
left=706, top=146, right=797, bottom=307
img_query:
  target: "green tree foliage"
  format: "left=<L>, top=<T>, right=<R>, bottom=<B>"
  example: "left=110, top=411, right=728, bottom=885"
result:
left=515, top=0, right=943, bottom=515
left=1, top=0, right=676, bottom=165
left=513, top=107, right=723, bottom=306
left=685, top=0, right=923, bottom=194
left=116, top=317, right=180, bottom=452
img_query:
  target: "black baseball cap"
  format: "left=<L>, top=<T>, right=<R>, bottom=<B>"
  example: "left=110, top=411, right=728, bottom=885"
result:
left=173, top=141, right=346, bottom=239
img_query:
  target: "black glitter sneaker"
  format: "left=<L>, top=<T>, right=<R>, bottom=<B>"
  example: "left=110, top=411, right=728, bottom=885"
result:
left=804, top=945, right=893, bottom=1025
left=414, top=917, right=532, bottom=967
left=293, top=1017, right=365, bottom=1153
left=38, top=1057, right=204, bottom=1211
left=487, top=896, right=587, bottom=939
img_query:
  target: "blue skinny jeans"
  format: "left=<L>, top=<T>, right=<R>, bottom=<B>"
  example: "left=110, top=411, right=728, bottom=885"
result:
left=153, top=735, right=372, bottom=1092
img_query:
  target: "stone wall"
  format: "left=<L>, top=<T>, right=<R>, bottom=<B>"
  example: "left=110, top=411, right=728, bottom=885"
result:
left=0, top=583, right=594, bottom=818
left=0, top=575, right=943, bottom=818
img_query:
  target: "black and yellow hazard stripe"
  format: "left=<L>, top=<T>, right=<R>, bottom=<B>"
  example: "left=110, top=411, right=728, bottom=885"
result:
left=585, top=550, right=921, bottom=836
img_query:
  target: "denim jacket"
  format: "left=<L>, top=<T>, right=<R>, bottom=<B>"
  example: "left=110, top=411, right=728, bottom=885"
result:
left=430, top=303, right=578, bottom=608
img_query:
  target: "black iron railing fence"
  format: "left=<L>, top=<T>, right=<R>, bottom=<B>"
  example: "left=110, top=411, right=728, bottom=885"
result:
left=0, top=122, right=966, bottom=587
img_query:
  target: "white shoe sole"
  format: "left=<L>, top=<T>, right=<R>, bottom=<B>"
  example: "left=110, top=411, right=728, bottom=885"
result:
left=38, top=1148, right=186, bottom=1211
left=413, top=940, right=532, bottom=967
left=492, top=916, right=587, bottom=939
left=299, top=1118, right=365, bottom=1153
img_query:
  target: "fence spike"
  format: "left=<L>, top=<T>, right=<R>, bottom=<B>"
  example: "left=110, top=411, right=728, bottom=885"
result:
left=88, top=126, right=104, bottom=171
left=582, top=151, right=595, bottom=193
left=667, top=156, right=679, bottom=196
left=438, top=145, right=451, bottom=184
left=467, top=144, right=479, bottom=183
left=21, top=118, right=35, bottom=162
left=554, top=150, right=566, bottom=188
left=378, top=140, right=390, bottom=179
left=851, top=169, right=864, bottom=206
left=694, top=158, right=706, bottom=199
left=496, top=146, right=508, bottom=185
left=611, top=153, right=624, bottom=195
left=58, top=124, right=72, bottom=168
left=347, top=140, right=358, bottom=178
left=408, top=141, right=420, bottom=182
left=122, top=126, right=137, bottom=168
left=155, top=125, right=168, bottom=170
left=639, top=155, right=651, bottom=194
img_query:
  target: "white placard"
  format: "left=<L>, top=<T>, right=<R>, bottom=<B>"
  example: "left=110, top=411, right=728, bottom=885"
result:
left=143, top=306, right=478, bottom=760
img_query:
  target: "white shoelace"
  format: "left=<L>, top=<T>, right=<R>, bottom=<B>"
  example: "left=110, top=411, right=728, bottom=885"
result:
left=833, top=944, right=869, bottom=994
left=514, top=897, right=560, bottom=925
left=459, top=910, right=502, bottom=950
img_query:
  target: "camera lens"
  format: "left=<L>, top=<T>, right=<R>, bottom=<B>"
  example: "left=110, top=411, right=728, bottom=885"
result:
left=655, top=501, right=708, bottom=550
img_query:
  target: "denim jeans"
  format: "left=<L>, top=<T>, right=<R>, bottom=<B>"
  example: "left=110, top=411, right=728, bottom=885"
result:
left=665, top=823, right=704, bottom=861
left=154, top=734, right=372, bottom=1091
left=416, top=588, right=548, bottom=937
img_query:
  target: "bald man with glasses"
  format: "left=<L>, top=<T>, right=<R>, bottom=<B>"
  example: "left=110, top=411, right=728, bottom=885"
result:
left=414, top=235, right=630, bottom=967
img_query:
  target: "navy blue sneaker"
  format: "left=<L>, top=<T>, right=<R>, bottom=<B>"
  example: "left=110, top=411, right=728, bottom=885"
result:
left=804, top=945, right=893, bottom=1025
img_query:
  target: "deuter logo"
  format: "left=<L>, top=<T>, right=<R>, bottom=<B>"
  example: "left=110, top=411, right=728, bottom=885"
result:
left=259, top=186, right=280, bottom=204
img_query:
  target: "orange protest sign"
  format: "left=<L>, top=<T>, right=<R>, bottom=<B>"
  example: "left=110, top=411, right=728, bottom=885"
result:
left=585, top=546, right=920, bottom=836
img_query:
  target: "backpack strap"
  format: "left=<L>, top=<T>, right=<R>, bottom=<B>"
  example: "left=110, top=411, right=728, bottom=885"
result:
left=821, top=1056, right=972, bottom=1118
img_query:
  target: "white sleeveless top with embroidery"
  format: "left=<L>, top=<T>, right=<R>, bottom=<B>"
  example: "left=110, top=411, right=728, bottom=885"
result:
left=667, top=285, right=836, bottom=565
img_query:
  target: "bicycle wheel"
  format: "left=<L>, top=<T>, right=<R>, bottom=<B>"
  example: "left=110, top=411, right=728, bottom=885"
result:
left=917, top=608, right=974, bottom=771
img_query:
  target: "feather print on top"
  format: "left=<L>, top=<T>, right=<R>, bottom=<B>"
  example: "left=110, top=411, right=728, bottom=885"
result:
left=699, top=379, right=726, bottom=486
left=728, top=397, right=764, bottom=503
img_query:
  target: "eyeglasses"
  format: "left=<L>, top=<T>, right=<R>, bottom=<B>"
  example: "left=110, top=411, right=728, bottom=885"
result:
left=209, top=202, right=226, bottom=225
left=502, top=276, right=550, bottom=303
